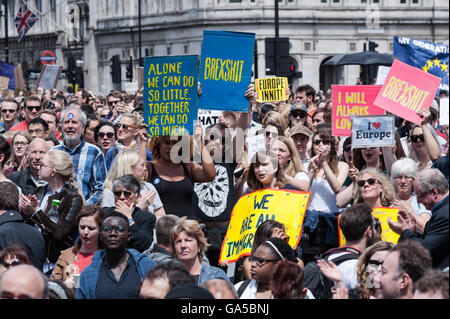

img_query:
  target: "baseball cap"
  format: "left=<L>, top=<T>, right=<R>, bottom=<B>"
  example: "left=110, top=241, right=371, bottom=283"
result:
left=290, top=124, right=312, bottom=137
left=290, top=102, right=308, bottom=113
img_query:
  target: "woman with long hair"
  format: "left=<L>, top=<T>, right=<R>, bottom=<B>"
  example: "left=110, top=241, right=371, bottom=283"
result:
left=353, top=167, right=395, bottom=208
left=21, top=149, right=85, bottom=267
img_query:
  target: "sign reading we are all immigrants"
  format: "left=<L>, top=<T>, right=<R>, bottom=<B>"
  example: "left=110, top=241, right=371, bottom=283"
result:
left=143, top=55, right=198, bottom=136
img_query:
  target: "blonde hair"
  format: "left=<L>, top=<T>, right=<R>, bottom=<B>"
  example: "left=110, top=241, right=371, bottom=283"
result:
left=274, top=136, right=306, bottom=176
left=262, top=111, right=288, bottom=131
left=352, top=167, right=395, bottom=207
left=170, top=217, right=209, bottom=262
left=46, top=149, right=85, bottom=204
left=104, top=149, right=141, bottom=190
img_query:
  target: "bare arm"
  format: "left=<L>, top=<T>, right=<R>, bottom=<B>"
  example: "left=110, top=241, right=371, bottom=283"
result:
left=418, top=108, right=442, bottom=161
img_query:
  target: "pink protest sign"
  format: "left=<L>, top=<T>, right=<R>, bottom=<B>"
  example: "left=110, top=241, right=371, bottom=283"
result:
left=332, top=85, right=385, bottom=137
left=373, top=59, right=441, bottom=124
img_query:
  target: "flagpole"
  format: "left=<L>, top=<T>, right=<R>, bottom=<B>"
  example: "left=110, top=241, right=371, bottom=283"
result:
left=4, top=0, right=8, bottom=63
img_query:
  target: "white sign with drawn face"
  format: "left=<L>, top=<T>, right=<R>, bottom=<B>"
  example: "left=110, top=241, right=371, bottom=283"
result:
left=351, top=115, right=395, bottom=149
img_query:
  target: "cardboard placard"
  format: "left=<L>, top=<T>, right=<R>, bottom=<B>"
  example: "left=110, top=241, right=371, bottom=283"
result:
left=440, top=98, right=449, bottom=126
left=198, top=30, right=255, bottom=112
left=254, top=77, right=288, bottom=103
left=219, top=189, right=310, bottom=264
left=0, top=76, right=10, bottom=90
left=373, top=59, right=441, bottom=124
left=351, top=115, right=395, bottom=149
left=36, top=65, right=62, bottom=90
left=143, top=55, right=198, bottom=136
left=332, top=85, right=385, bottom=137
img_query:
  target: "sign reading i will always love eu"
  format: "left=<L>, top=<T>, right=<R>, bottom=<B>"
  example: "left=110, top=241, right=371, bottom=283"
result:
left=198, top=30, right=255, bottom=112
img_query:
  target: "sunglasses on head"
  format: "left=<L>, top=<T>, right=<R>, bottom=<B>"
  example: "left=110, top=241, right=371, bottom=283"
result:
left=313, top=139, right=331, bottom=145
left=357, top=178, right=379, bottom=187
left=98, top=132, right=114, bottom=138
left=102, top=225, right=127, bottom=233
left=410, top=134, right=424, bottom=143
left=115, top=123, right=136, bottom=131
left=113, top=190, right=134, bottom=198
left=27, top=106, right=41, bottom=112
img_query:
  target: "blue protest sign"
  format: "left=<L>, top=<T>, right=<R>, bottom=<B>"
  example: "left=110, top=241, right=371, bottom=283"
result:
left=143, top=55, right=198, bottom=136
left=198, top=30, right=255, bottom=112
left=394, top=36, right=449, bottom=93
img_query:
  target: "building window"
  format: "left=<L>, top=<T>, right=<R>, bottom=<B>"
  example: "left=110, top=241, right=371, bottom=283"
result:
left=304, top=42, right=311, bottom=51
left=350, top=43, right=357, bottom=51
left=400, top=0, right=407, bottom=3
left=184, top=44, right=188, bottom=54
left=167, top=46, right=171, bottom=55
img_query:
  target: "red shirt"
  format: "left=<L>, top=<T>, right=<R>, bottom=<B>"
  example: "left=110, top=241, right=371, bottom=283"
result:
left=9, top=120, right=28, bottom=132
left=74, top=251, right=95, bottom=274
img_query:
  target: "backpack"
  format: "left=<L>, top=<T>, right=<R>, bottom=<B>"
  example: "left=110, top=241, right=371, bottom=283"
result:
left=303, top=247, right=361, bottom=299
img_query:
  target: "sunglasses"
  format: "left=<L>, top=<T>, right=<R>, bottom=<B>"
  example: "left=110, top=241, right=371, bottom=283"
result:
left=291, top=111, right=307, bottom=119
left=357, top=178, right=379, bottom=187
left=108, top=100, right=120, bottom=105
left=1, top=260, right=23, bottom=268
left=343, top=146, right=352, bottom=152
left=98, top=132, right=115, bottom=138
left=115, top=123, right=137, bottom=131
left=113, top=190, right=134, bottom=198
left=27, top=106, right=42, bottom=112
left=102, top=225, right=127, bottom=233
left=248, top=255, right=279, bottom=266
left=410, top=134, right=424, bottom=143
left=368, top=259, right=383, bottom=267
left=313, top=139, right=331, bottom=146
left=1, top=109, right=17, bottom=114
left=265, top=131, right=277, bottom=138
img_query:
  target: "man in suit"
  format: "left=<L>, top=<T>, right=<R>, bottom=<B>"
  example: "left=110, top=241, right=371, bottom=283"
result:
left=389, top=168, right=449, bottom=270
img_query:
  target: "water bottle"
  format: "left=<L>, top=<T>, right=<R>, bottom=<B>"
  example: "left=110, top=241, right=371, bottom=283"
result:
left=47, top=199, right=61, bottom=224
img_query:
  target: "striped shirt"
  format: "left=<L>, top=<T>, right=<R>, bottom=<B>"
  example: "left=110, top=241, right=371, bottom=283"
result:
left=53, top=139, right=107, bottom=205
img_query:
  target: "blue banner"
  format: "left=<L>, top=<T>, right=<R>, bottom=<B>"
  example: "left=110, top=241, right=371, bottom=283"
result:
left=198, top=30, right=255, bottom=112
left=143, top=55, right=198, bottom=136
left=394, top=36, right=449, bottom=93
left=0, top=61, right=16, bottom=90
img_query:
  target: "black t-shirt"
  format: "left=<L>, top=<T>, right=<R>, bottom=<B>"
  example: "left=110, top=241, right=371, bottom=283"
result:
left=190, top=162, right=238, bottom=223
left=432, top=155, right=449, bottom=181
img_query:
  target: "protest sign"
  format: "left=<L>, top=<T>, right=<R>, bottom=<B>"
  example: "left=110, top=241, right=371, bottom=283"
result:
left=125, top=81, right=139, bottom=95
left=351, top=115, right=395, bottom=149
left=219, top=189, right=310, bottom=264
left=198, top=30, right=255, bottom=112
left=36, top=65, right=62, bottom=90
left=440, top=98, right=449, bottom=126
left=394, top=36, right=448, bottom=93
left=373, top=59, right=441, bottom=124
left=0, top=76, right=9, bottom=90
left=14, top=64, right=26, bottom=91
left=245, top=134, right=266, bottom=162
left=332, top=85, right=385, bottom=137
left=197, top=109, right=222, bottom=132
left=376, top=66, right=390, bottom=85
left=255, top=77, right=288, bottom=103
left=143, top=55, right=198, bottom=136
left=338, top=207, right=400, bottom=246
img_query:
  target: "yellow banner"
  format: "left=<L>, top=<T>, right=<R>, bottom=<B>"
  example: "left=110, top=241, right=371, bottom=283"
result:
left=338, top=207, right=400, bottom=246
left=219, top=189, right=310, bottom=264
left=255, top=77, right=288, bottom=103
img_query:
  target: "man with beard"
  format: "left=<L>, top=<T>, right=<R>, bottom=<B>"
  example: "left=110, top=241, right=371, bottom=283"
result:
left=52, top=105, right=107, bottom=205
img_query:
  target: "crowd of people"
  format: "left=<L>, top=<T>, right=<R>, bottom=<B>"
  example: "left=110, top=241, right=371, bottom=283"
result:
left=0, top=82, right=448, bottom=300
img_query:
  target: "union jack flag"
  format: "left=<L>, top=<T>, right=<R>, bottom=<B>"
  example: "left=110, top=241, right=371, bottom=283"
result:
left=14, top=3, right=39, bottom=42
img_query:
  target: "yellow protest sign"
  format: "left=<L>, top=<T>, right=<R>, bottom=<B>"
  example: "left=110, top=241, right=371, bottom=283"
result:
left=219, top=188, right=310, bottom=264
left=338, top=207, right=400, bottom=246
left=255, top=77, right=288, bottom=103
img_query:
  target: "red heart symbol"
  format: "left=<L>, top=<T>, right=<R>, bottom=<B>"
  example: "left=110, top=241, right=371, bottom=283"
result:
left=372, top=122, right=381, bottom=129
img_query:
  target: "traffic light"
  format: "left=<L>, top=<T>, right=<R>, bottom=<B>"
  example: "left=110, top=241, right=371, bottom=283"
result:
left=110, top=55, right=121, bottom=84
left=369, top=41, right=378, bottom=51
left=265, top=37, right=290, bottom=76
left=67, top=56, right=78, bottom=87
left=126, top=56, right=133, bottom=82
left=288, top=59, right=302, bottom=79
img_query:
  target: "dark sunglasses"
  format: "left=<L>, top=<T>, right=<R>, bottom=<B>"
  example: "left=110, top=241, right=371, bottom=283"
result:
left=27, top=106, right=41, bottom=112
left=115, top=123, right=136, bottom=131
left=265, top=131, right=277, bottom=138
left=205, top=134, right=226, bottom=145
left=313, top=139, right=331, bottom=145
left=1, top=260, right=23, bottom=268
left=108, top=100, right=120, bottom=105
left=1, top=109, right=17, bottom=114
left=291, top=111, right=307, bottom=119
left=113, top=190, right=134, bottom=198
left=368, top=259, right=383, bottom=267
left=98, top=132, right=115, bottom=138
left=410, top=134, right=424, bottom=143
left=248, top=255, right=279, bottom=266
left=343, top=146, right=352, bottom=152
left=357, top=178, right=379, bottom=187
left=102, top=225, right=127, bottom=233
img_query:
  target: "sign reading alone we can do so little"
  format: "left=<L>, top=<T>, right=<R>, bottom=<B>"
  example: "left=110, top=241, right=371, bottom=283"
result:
left=351, top=115, right=395, bottom=149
